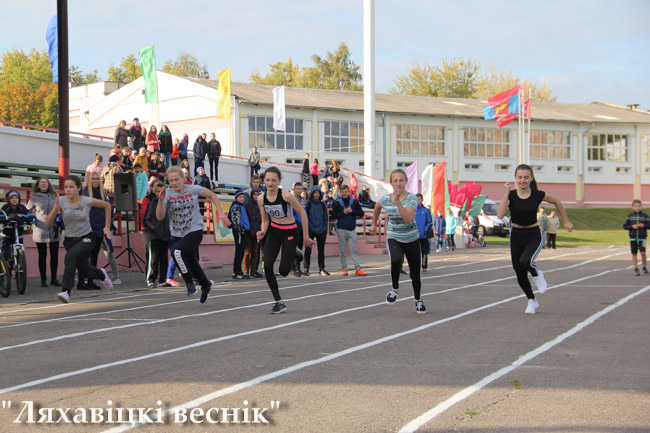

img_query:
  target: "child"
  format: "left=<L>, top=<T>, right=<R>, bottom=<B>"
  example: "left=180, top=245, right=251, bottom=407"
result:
left=623, top=199, right=650, bottom=276
left=0, top=190, right=29, bottom=262
left=134, top=163, right=149, bottom=207
left=415, top=194, right=432, bottom=272
left=193, top=166, right=211, bottom=189
left=182, top=169, right=192, bottom=185
left=445, top=208, right=457, bottom=251
left=228, top=189, right=250, bottom=279
left=304, top=186, right=330, bottom=276
left=143, top=181, right=171, bottom=287
left=121, top=146, right=133, bottom=172
left=433, top=209, right=446, bottom=253
left=243, top=187, right=263, bottom=278
left=134, top=147, right=149, bottom=173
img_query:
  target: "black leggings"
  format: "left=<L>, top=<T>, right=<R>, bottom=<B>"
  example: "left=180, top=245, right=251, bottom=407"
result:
left=172, top=230, right=209, bottom=288
left=387, top=238, right=422, bottom=300
left=62, top=234, right=104, bottom=293
left=510, top=227, right=543, bottom=299
left=36, top=241, right=59, bottom=282
left=263, top=222, right=298, bottom=301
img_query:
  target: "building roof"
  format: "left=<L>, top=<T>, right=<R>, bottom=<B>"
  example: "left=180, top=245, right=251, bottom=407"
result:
left=185, top=78, right=650, bottom=125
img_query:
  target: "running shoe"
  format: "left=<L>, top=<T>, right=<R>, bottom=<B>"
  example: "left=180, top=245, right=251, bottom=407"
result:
left=112, top=278, right=122, bottom=285
left=634, top=268, right=640, bottom=276
left=147, top=282, right=157, bottom=288
left=251, top=272, right=264, bottom=279
left=341, top=269, right=349, bottom=276
left=166, top=278, right=182, bottom=286
left=525, top=298, right=539, bottom=314
left=187, top=283, right=198, bottom=297
left=319, top=269, right=330, bottom=276
left=644, top=268, right=649, bottom=276
left=100, top=269, right=113, bottom=290
left=531, top=270, right=547, bottom=293
left=303, top=268, right=310, bottom=276
left=415, top=299, right=427, bottom=314
left=50, top=279, right=61, bottom=287
left=57, top=291, right=70, bottom=304
left=355, top=269, right=367, bottom=276
left=200, top=280, right=213, bottom=304
left=270, top=301, right=286, bottom=314
left=386, top=289, right=399, bottom=304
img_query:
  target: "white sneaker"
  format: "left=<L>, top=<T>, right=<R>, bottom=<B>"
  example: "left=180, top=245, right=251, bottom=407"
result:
left=101, top=269, right=113, bottom=290
left=112, top=278, right=122, bottom=285
left=525, top=298, right=539, bottom=314
left=532, top=270, right=547, bottom=293
left=57, top=291, right=70, bottom=304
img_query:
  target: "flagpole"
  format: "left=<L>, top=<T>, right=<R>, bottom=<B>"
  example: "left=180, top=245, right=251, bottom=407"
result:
left=527, top=87, right=531, bottom=164
left=520, top=81, right=524, bottom=164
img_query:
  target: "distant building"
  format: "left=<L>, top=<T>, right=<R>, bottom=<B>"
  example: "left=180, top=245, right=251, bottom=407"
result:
left=69, top=71, right=650, bottom=206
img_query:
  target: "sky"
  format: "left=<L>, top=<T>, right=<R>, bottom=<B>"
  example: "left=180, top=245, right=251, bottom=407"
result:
left=1, top=0, right=649, bottom=110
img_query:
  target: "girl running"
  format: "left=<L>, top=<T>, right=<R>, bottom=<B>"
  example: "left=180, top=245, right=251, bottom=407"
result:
left=369, top=169, right=427, bottom=314
left=497, top=164, right=573, bottom=314
left=45, top=175, right=113, bottom=303
left=256, top=166, right=313, bottom=314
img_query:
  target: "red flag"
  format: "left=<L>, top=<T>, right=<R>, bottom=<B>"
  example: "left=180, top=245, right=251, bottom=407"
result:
left=432, top=161, right=446, bottom=215
left=523, top=98, right=531, bottom=119
left=497, top=113, right=519, bottom=128
left=487, top=83, right=524, bottom=108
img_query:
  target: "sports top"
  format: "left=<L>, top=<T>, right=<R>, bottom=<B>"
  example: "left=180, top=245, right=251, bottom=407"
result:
left=508, top=189, right=545, bottom=226
left=263, top=188, right=291, bottom=220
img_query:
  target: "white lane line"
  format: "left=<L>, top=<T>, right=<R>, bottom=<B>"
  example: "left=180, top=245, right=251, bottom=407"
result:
left=0, top=258, right=622, bottom=398
left=398, top=283, right=650, bottom=433
left=101, top=267, right=628, bottom=433
left=0, top=251, right=623, bottom=352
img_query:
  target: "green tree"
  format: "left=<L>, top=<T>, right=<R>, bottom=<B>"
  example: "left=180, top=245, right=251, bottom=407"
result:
left=162, top=51, right=209, bottom=79
left=390, top=58, right=480, bottom=98
left=475, top=66, right=556, bottom=103
left=250, top=42, right=363, bottom=91
left=0, top=48, right=52, bottom=90
left=69, top=65, right=101, bottom=84
left=107, top=54, right=142, bottom=83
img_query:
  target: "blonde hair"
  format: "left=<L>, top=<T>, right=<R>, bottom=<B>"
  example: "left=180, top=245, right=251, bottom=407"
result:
left=84, top=172, right=106, bottom=201
left=166, top=165, right=183, bottom=179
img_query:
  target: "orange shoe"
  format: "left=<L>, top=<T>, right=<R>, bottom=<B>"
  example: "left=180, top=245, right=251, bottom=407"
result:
left=355, top=269, right=368, bottom=276
left=341, top=270, right=348, bottom=276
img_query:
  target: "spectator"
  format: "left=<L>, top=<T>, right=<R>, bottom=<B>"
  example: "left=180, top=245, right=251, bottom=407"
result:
left=193, top=133, right=208, bottom=172
left=178, top=133, right=189, bottom=164
left=331, top=160, right=341, bottom=180
left=171, top=138, right=181, bottom=166
left=134, top=163, right=149, bottom=206
left=358, top=185, right=376, bottom=209
left=0, top=190, right=29, bottom=263
left=109, top=143, right=122, bottom=160
left=133, top=147, right=149, bottom=173
left=432, top=208, right=445, bottom=253
left=129, top=118, right=144, bottom=152
left=120, top=146, right=133, bottom=172
left=146, top=125, right=160, bottom=153
left=193, top=166, right=211, bottom=189
left=291, top=181, right=306, bottom=206
left=415, top=194, right=433, bottom=272
left=149, top=152, right=163, bottom=180
left=304, top=186, right=330, bottom=276
left=114, top=120, right=131, bottom=148
left=331, top=184, right=367, bottom=276
left=228, top=189, right=250, bottom=279
left=248, top=146, right=261, bottom=178
left=207, top=132, right=221, bottom=183
left=182, top=168, right=192, bottom=185
left=546, top=210, right=560, bottom=249
left=84, top=154, right=104, bottom=187
left=27, top=178, right=61, bottom=287
left=159, top=125, right=173, bottom=169
left=244, top=174, right=262, bottom=200
left=179, top=158, right=190, bottom=173
left=537, top=207, right=548, bottom=249
left=445, top=208, right=457, bottom=251
left=243, top=187, right=263, bottom=278
left=310, top=158, right=320, bottom=187
left=100, top=154, right=123, bottom=195
left=143, top=180, right=171, bottom=288
left=302, top=152, right=311, bottom=188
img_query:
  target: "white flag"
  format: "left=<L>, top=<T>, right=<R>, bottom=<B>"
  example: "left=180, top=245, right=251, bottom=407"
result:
left=273, top=86, right=286, bottom=132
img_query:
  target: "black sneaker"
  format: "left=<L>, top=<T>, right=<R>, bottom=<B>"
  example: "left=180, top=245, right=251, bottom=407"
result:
left=200, top=281, right=213, bottom=304
left=386, top=289, right=398, bottom=304
left=270, top=301, right=286, bottom=314
left=292, top=269, right=302, bottom=277
left=644, top=268, right=649, bottom=275
left=41, top=280, right=48, bottom=288
left=147, top=282, right=157, bottom=288
left=303, top=268, right=310, bottom=276
left=319, top=269, right=330, bottom=276
left=635, top=268, right=641, bottom=276
left=50, top=279, right=61, bottom=287
left=233, top=272, right=243, bottom=279
left=415, top=300, right=427, bottom=314
left=252, top=271, right=264, bottom=278
left=242, top=273, right=251, bottom=279
left=400, top=269, right=407, bottom=275
left=187, top=283, right=198, bottom=297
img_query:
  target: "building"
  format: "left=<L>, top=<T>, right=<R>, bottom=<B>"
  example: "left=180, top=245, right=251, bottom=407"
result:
left=69, top=71, right=650, bottom=206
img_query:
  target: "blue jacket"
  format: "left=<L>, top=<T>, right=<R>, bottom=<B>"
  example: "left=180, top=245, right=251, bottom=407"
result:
left=306, top=186, right=328, bottom=234
left=331, top=196, right=363, bottom=231
left=415, top=205, right=432, bottom=239
left=228, top=202, right=250, bottom=235
left=193, top=137, right=208, bottom=160
left=243, top=198, right=262, bottom=237
left=445, top=213, right=458, bottom=235
left=82, top=187, right=107, bottom=238
left=433, top=215, right=446, bottom=235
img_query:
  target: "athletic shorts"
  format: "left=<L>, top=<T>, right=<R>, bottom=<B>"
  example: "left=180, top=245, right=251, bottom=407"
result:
left=630, top=239, right=646, bottom=254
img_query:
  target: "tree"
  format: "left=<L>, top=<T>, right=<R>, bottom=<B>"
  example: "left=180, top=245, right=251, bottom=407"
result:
left=475, top=66, right=556, bottom=103
left=69, top=65, right=101, bottom=85
left=250, top=42, right=363, bottom=91
left=107, top=54, right=142, bottom=83
left=162, top=51, right=209, bottom=79
left=0, top=48, right=52, bottom=90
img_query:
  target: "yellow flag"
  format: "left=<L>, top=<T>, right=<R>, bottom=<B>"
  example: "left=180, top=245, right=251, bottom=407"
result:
left=217, top=67, right=231, bottom=119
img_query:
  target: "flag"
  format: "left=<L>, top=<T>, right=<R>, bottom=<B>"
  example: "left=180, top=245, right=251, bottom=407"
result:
left=497, top=112, right=519, bottom=128
left=469, top=195, right=487, bottom=218
left=217, top=67, right=231, bottom=119
left=45, top=15, right=58, bottom=83
left=487, top=83, right=523, bottom=108
left=406, top=161, right=419, bottom=194
left=138, top=45, right=158, bottom=104
left=523, top=98, right=531, bottom=119
left=272, top=86, right=286, bottom=131
left=482, top=105, right=495, bottom=120
left=432, top=161, right=446, bottom=215
left=421, top=163, right=434, bottom=208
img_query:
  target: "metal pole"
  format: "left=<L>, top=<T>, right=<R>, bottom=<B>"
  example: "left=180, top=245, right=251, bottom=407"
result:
left=363, top=0, right=376, bottom=178
left=57, top=0, right=70, bottom=188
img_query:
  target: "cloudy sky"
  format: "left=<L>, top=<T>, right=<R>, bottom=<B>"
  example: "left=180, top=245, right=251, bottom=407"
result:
left=2, top=1, right=649, bottom=109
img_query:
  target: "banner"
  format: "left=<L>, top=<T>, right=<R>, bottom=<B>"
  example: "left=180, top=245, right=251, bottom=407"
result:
left=469, top=195, right=487, bottom=218
left=432, top=161, right=446, bottom=215
left=272, top=86, right=286, bottom=131
left=217, top=68, right=231, bottom=119
left=138, top=45, right=158, bottom=104
left=45, top=15, right=58, bottom=83
left=406, top=161, right=419, bottom=194
left=421, top=164, right=434, bottom=208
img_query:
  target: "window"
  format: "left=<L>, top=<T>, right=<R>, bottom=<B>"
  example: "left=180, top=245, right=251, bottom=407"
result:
left=557, top=166, right=573, bottom=173
left=465, top=163, right=481, bottom=170
left=588, top=167, right=603, bottom=173
left=324, top=121, right=364, bottom=153
left=530, top=130, right=571, bottom=159
left=248, top=116, right=303, bottom=150
left=395, top=124, right=445, bottom=156
left=462, top=128, right=509, bottom=158
left=494, top=164, right=510, bottom=171
left=586, top=133, right=628, bottom=161
left=642, top=134, right=650, bottom=163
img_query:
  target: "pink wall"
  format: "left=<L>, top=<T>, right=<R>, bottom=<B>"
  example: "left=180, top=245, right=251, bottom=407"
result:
left=583, top=184, right=634, bottom=205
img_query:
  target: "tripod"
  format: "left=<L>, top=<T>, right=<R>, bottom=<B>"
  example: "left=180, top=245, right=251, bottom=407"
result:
left=114, top=210, right=145, bottom=272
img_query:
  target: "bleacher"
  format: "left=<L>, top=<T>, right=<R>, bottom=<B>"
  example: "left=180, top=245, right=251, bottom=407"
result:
left=0, top=161, right=85, bottom=190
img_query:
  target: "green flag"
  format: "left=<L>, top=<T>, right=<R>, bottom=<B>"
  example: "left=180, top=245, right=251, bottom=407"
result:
left=469, top=195, right=487, bottom=218
left=138, top=45, right=158, bottom=104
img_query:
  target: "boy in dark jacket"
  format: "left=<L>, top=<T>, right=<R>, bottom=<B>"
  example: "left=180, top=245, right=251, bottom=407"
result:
left=193, top=167, right=212, bottom=189
left=623, top=199, right=650, bottom=276
left=415, top=194, right=433, bottom=272
left=228, top=190, right=250, bottom=279
left=243, top=187, right=263, bottom=278
left=433, top=209, right=446, bottom=253
left=0, top=190, right=29, bottom=262
left=304, top=186, right=330, bottom=276
left=330, top=185, right=367, bottom=276
left=207, top=132, right=221, bottom=183
left=143, top=181, right=172, bottom=287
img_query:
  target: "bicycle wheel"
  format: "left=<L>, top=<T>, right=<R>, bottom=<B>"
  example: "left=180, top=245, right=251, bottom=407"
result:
left=478, top=234, right=486, bottom=247
left=16, top=250, right=26, bottom=295
left=0, top=255, right=10, bottom=298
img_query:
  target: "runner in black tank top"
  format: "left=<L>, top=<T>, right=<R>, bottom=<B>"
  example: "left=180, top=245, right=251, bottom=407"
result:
left=257, top=167, right=313, bottom=314
left=497, top=164, right=573, bottom=314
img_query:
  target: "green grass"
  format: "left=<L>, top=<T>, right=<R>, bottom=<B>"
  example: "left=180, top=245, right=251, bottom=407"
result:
left=486, top=208, right=634, bottom=247
left=511, top=380, right=524, bottom=390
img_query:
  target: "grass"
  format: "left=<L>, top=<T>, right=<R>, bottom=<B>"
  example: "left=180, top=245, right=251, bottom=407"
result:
left=485, top=207, right=634, bottom=247
left=511, top=380, right=524, bottom=390
left=463, top=410, right=482, bottom=417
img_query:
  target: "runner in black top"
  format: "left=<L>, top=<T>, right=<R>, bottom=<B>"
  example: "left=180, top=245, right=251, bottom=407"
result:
left=257, top=166, right=313, bottom=314
left=497, top=164, right=573, bottom=314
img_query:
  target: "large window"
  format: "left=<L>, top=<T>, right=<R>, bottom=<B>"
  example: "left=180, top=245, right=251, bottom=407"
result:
left=248, top=116, right=303, bottom=150
left=530, top=130, right=571, bottom=159
left=586, top=133, right=628, bottom=161
left=324, top=121, right=364, bottom=153
left=463, top=127, right=509, bottom=158
left=396, top=124, right=445, bottom=155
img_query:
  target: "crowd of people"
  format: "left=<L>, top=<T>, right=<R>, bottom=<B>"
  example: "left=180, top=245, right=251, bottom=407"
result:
left=4, top=122, right=648, bottom=315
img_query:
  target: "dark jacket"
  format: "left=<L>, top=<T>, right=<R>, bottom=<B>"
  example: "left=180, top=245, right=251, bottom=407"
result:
left=82, top=187, right=106, bottom=238
left=193, top=173, right=211, bottom=189
left=244, top=198, right=262, bottom=237
left=0, top=203, right=29, bottom=238
left=143, top=196, right=170, bottom=241
left=433, top=215, right=446, bottom=236
left=193, top=137, right=208, bottom=160
left=114, top=127, right=130, bottom=147
left=159, top=130, right=173, bottom=153
left=302, top=158, right=309, bottom=174
left=331, top=196, right=363, bottom=231
left=623, top=211, right=650, bottom=240
left=129, top=125, right=143, bottom=150
left=208, top=139, right=221, bottom=157
left=306, top=186, right=328, bottom=234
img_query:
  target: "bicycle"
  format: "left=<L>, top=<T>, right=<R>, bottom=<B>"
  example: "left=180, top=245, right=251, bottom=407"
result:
left=0, top=212, right=36, bottom=297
